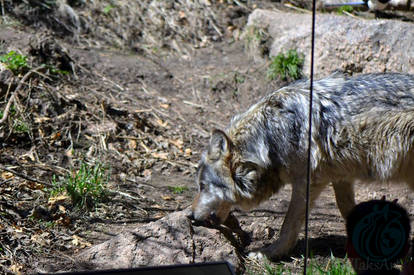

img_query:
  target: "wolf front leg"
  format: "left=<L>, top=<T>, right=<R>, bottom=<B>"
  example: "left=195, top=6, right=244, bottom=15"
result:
left=332, top=181, right=356, bottom=220
left=250, top=180, right=326, bottom=260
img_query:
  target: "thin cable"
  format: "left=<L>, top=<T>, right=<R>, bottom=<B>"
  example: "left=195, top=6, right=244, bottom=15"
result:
left=303, top=0, right=317, bottom=273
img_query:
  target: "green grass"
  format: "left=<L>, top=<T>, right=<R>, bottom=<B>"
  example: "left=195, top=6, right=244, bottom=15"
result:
left=44, top=64, right=70, bottom=76
left=234, top=72, right=245, bottom=85
left=309, top=254, right=355, bottom=275
left=0, top=51, right=29, bottom=75
left=29, top=216, right=56, bottom=228
left=0, top=105, right=29, bottom=134
left=267, top=50, right=304, bottom=81
left=103, top=5, right=115, bottom=14
left=50, top=161, right=110, bottom=210
left=245, top=25, right=268, bottom=46
left=246, top=260, right=290, bottom=275
left=233, top=71, right=245, bottom=97
left=168, top=186, right=188, bottom=194
left=0, top=51, right=69, bottom=77
left=13, top=120, right=30, bottom=134
left=247, top=254, right=355, bottom=275
left=336, top=5, right=354, bottom=15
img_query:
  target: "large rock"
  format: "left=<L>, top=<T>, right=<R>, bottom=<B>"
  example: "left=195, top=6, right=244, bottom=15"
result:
left=78, top=209, right=246, bottom=273
left=321, top=0, right=413, bottom=9
left=244, top=10, right=414, bottom=77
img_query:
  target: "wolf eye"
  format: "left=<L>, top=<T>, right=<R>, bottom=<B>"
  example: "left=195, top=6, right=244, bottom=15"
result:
left=199, top=181, right=206, bottom=191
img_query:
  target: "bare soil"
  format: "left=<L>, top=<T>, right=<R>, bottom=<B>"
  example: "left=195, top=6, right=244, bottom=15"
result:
left=1, top=1, right=414, bottom=274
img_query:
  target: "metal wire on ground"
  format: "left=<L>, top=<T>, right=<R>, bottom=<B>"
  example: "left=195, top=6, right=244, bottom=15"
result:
left=304, top=0, right=317, bottom=273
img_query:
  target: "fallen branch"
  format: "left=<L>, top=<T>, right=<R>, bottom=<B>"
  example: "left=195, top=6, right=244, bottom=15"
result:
left=0, top=83, right=16, bottom=125
left=24, top=163, right=69, bottom=176
left=0, top=164, right=52, bottom=187
left=0, top=65, right=44, bottom=124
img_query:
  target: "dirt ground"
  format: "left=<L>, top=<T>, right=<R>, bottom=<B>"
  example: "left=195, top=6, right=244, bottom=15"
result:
left=1, top=1, right=414, bottom=274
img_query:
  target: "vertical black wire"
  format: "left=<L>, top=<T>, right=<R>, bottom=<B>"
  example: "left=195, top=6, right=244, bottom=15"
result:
left=304, top=0, right=317, bottom=273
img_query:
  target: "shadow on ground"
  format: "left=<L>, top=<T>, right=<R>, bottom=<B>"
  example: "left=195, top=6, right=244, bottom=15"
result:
left=289, top=235, right=347, bottom=260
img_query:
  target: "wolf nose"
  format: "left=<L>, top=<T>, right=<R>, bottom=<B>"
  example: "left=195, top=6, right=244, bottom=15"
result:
left=187, top=212, right=195, bottom=220
left=209, top=212, right=220, bottom=224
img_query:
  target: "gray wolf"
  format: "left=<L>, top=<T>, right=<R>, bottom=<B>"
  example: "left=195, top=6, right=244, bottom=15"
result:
left=190, top=72, right=414, bottom=260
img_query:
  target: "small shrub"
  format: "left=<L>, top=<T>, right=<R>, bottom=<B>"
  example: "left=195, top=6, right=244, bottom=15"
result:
left=234, top=72, right=245, bottom=84
left=246, top=260, right=291, bottom=275
left=168, top=186, right=188, bottom=194
left=0, top=51, right=29, bottom=75
left=44, top=64, right=70, bottom=76
left=13, top=120, right=30, bottom=134
left=267, top=50, right=304, bottom=81
left=336, top=5, right=354, bottom=15
left=233, top=71, right=245, bottom=97
left=244, top=25, right=271, bottom=58
left=309, top=254, right=355, bottom=275
left=51, top=162, right=109, bottom=210
left=246, top=254, right=355, bottom=275
left=103, top=5, right=114, bottom=14
left=0, top=105, right=29, bottom=134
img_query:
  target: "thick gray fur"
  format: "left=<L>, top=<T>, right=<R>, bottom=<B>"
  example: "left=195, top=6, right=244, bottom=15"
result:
left=191, top=72, right=414, bottom=259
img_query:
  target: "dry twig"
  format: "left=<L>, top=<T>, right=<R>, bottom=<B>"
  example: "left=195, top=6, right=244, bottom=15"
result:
left=0, top=65, right=45, bottom=124
left=0, top=164, right=52, bottom=187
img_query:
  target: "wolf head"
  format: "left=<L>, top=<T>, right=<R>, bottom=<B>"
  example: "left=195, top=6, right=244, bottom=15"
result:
left=191, top=129, right=263, bottom=224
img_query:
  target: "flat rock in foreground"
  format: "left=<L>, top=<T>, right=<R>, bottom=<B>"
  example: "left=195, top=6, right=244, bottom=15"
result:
left=77, top=209, right=245, bottom=273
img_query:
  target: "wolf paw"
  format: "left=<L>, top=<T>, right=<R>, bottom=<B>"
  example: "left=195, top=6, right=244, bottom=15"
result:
left=248, top=245, right=289, bottom=262
left=247, top=251, right=269, bottom=261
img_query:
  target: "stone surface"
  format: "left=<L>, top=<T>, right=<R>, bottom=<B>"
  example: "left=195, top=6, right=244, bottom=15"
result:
left=321, top=0, right=413, bottom=9
left=78, top=208, right=245, bottom=273
left=244, top=10, right=414, bottom=77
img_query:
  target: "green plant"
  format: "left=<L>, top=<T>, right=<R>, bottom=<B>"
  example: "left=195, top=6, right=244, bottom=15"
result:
left=0, top=105, right=30, bottom=134
left=336, top=5, right=354, bottom=15
left=234, top=72, right=245, bottom=84
left=103, top=5, right=114, bottom=14
left=43, top=221, right=56, bottom=228
left=247, top=260, right=291, bottom=275
left=267, top=50, right=304, bottom=81
left=245, top=25, right=267, bottom=46
left=44, top=64, right=70, bottom=76
left=233, top=71, right=245, bottom=97
left=9, top=105, right=16, bottom=117
left=247, top=254, right=355, bottom=275
left=309, top=254, right=355, bottom=275
left=13, top=120, right=30, bottom=134
left=168, top=186, right=188, bottom=194
left=0, top=51, right=29, bottom=75
left=51, top=162, right=109, bottom=210
left=30, top=216, right=56, bottom=228
left=265, top=263, right=291, bottom=275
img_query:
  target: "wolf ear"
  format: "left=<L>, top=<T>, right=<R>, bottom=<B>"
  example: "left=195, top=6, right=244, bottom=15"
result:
left=208, top=129, right=232, bottom=160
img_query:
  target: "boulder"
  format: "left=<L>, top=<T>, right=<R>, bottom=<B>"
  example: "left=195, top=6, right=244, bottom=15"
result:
left=244, top=10, right=414, bottom=77
left=322, top=0, right=413, bottom=9
left=78, top=208, right=246, bottom=274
